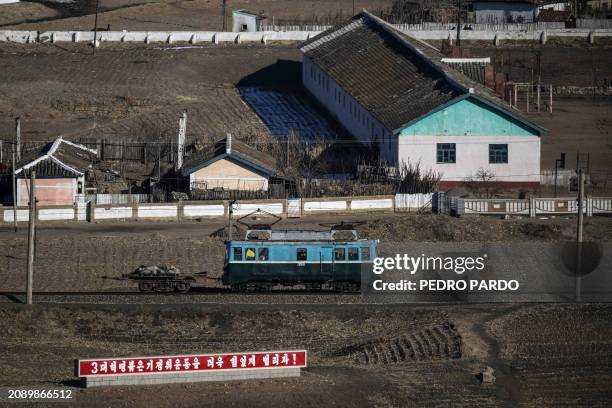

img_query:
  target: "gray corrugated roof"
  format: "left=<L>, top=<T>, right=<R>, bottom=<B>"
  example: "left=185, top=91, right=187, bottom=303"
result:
left=442, top=61, right=486, bottom=84
left=300, top=10, right=542, bottom=134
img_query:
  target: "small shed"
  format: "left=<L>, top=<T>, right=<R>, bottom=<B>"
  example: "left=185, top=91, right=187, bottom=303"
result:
left=14, top=137, right=97, bottom=206
left=232, top=9, right=267, bottom=32
left=181, top=135, right=277, bottom=192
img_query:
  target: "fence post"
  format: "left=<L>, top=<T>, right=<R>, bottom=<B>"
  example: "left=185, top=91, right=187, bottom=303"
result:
left=586, top=196, right=593, bottom=217
left=87, top=201, right=95, bottom=222
left=177, top=200, right=184, bottom=222
left=529, top=197, right=536, bottom=218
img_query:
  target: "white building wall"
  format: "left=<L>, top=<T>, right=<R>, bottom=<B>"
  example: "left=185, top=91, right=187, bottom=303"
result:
left=398, top=135, right=540, bottom=182
left=302, top=56, right=397, bottom=164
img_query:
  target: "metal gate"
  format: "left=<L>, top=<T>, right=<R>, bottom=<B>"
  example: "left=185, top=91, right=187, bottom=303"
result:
left=287, top=198, right=301, bottom=218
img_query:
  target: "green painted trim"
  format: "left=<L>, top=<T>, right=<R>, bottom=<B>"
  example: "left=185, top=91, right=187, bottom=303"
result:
left=398, top=96, right=543, bottom=137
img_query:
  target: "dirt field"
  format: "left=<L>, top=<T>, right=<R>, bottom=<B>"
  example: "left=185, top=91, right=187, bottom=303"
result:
left=1, top=302, right=611, bottom=406
left=0, top=42, right=297, bottom=145
left=1, top=0, right=392, bottom=30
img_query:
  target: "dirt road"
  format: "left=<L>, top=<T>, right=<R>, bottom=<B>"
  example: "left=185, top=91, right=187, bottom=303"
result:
left=2, top=0, right=392, bottom=30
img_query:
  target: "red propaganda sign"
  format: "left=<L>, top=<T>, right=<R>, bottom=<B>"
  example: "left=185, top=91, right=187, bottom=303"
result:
left=77, top=350, right=307, bottom=377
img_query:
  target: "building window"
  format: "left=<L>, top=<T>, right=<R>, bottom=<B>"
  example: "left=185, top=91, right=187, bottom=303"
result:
left=489, top=144, right=508, bottom=164
left=297, top=248, right=307, bottom=261
left=437, top=143, right=456, bottom=163
left=233, top=247, right=242, bottom=261
left=334, top=248, right=345, bottom=261
left=241, top=24, right=248, bottom=31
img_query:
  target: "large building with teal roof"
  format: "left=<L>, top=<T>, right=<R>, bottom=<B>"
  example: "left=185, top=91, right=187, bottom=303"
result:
left=299, top=10, right=545, bottom=188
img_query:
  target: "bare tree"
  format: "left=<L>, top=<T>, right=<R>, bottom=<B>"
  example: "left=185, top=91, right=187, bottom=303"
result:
left=466, top=167, right=499, bottom=198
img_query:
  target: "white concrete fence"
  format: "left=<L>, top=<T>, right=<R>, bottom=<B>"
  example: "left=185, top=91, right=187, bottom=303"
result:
left=0, top=194, right=430, bottom=224
left=1, top=28, right=611, bottom=46
left=0, top=30, right=316, bottom=45
left=2, top=194, right=611, bottom=224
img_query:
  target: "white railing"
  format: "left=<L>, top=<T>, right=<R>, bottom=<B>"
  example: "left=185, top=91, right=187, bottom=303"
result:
left=2, top=194, right=611, bottom=223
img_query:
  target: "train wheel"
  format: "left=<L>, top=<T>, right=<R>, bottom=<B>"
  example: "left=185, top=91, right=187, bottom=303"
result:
left=333, top=282, right=360, bottom=293
left=176, top=282, right=190, bottom=293
left=138, top=282, right=153, bottom=292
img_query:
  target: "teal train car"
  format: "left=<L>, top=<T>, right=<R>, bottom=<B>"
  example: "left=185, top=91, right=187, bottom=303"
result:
left=223, top=228, right=378, bottom=292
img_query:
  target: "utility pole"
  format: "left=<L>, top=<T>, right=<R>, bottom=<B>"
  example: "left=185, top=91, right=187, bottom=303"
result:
left=352, top=0, right=356, bottom=16
left=222, top=0, right=227, bottom=31
left=228, top=199, right=236, bottom=241
left=15, top=116, right=21, bottom=161
left=157, top=144, right=161, bottom=181
left=176, top=111, right=186, bottom=170
left=553, top=152, right=565, bottom=197
left=456, top=0, right=461, bottom=48
left=93, top=0, right=100, bottom=55
left=12, top=149, right=18, bottom=232
left=575, top=169, right=585, bottom=302
left=26, top=170, right=36, bottom=305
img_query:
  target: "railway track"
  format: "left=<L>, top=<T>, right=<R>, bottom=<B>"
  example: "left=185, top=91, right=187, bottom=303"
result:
left=0, top=289, right=381, bottom=305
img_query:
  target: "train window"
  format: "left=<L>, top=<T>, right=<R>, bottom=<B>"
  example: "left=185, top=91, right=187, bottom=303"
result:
left=258, top=248, right=269, bottom=261
left=245, top=248, right=256, bottom=261
left=361, top=247, right=370, bottom=260
left=233, top=247, right=242, bottom=261
left=348, top=247, right=359, bottom=261
left=334, top=248, right=345, bottom=261
left=297, top=248, right=307, bottom=261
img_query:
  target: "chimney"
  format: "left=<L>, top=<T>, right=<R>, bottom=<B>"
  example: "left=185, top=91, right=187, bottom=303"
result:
left=226, top=133, right=232, bottom=155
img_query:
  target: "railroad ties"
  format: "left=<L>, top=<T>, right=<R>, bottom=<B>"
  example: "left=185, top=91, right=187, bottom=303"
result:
left=353, top=322, right=462, bottom=365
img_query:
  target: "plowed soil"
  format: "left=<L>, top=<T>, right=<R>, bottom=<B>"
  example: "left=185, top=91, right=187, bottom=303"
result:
left=1, top=303, right=611, bottom=407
